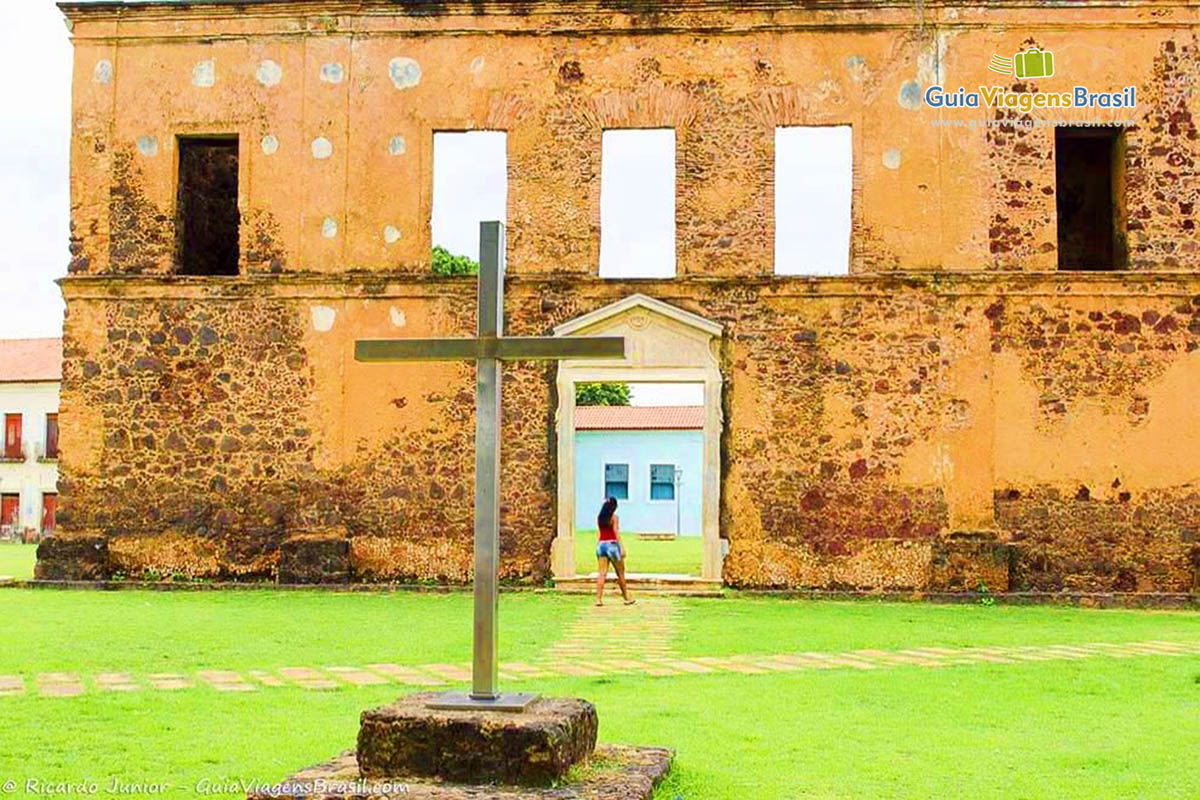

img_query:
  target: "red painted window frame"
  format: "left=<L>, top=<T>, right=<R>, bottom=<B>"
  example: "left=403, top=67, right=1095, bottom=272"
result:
left=44, top=413, right=58, bottom=459
left=3, top=414, right=21, bottom=460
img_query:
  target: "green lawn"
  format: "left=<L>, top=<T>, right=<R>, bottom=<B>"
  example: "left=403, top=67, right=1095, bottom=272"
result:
left=675, top=596, right=1200, bottom=657
left=575, top=529, right=703, bottom=575
left=0, top=589, right=579, bottom=675
left=0, top=542, right=36, bottom=579
left=2, top=589, right=1199, bottom=799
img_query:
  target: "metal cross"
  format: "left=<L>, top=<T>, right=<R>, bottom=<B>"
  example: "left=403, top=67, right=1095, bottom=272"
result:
left=356, top=221, right=625, bottom=711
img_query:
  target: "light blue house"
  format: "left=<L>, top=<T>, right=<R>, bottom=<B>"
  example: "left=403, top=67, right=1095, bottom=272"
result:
left=573, top=406, right=704, bottom=536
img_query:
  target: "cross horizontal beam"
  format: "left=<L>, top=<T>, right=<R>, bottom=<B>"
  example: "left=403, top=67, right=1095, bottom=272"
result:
left=355, top=336, right=625, bottom=363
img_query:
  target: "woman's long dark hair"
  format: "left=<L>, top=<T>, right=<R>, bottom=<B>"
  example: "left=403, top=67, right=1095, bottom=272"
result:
left=598, top=497, right=618, bottom=527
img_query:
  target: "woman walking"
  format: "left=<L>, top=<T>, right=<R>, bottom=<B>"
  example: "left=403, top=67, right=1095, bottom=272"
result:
left=595, top=497, right=635, bottom=606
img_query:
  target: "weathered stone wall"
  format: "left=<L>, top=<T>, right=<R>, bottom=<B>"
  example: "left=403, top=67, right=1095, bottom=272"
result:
left=48, top=1, right=1200, bottom=592
left=64, top=2, right=1200, bottom=279
left=53, top=273, right=1200, bottom=592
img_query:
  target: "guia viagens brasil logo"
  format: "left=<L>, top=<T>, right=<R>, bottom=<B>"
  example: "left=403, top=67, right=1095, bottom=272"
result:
left=924, top=48, right=1136, bottom=112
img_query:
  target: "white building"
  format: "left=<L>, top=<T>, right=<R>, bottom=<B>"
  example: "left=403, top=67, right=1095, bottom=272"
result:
left=0, top=338, right=61, bottom=541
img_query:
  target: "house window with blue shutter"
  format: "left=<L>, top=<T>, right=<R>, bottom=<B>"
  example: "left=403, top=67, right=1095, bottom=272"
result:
left=650, top=464, right=676, bottom=500
left=604, top=463, right=629, bottom=500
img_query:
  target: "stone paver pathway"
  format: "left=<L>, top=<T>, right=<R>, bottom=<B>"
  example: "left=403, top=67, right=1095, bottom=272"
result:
left=6, top=593, right=1198, bottom=698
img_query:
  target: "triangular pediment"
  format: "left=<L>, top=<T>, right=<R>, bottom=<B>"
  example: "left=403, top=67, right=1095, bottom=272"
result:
left=553, top=294, right=723, bottom=338
left=553, top=294, right=721, bottom=370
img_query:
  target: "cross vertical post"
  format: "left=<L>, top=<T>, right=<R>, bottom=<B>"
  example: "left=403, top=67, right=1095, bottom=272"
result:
left=354, top=221, right=624, bottom=712
left=472, top=221, right=503, bottom=701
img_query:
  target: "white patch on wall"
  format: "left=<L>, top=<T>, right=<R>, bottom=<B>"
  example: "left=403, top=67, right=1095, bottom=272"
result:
left=311, top=137, right=333, bottom=160
left=320, top=63, right=345, bottom=84
left=388, top=136, right=407, bottom=156
left=256, top=59, right=283, bottom=87
left=383, top=225, right=401, bottom=244
left=845, top=55, right=867, bottom=83
left=93, top=60, right=112, bottom=84
left=261, top=135, right=279, bottom=156
left=389, top=57, right=421, bottom=89
left=136, top=136, right=158, bottom=157
left=882, top=148, right=902, bottom=170
left=470, top=56, right=485, bottom=75
left=192, top=60, right=215, bottom=88
left=774, top=126, right=853, bottom=276
left=389, top=307, right=407, bottom=328
left=310, top=306, right=336, bottom=332
left=321, top=216, right=338, bottom=239
left=917, top=31, right=955, bottom=89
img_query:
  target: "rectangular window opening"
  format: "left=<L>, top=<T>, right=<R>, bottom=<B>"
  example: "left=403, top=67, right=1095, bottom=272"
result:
left=176, top=136, right=240, bottom=276
left=1056, top=127, right=1126, bottom=270
left=600, top=129, right=676, bottom=278
left=431, top=131, right=508, bottom=275
left=650, top=463, right=677, bottom=501
left=774, top=125, right=853, bottom=276
left=604, top=463, right=630, bottom=500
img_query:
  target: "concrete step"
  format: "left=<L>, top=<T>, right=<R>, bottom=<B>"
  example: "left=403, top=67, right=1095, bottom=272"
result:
left=554, top=573, right=724, bottom=597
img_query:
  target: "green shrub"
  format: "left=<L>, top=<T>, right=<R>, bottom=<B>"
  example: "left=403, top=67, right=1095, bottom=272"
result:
left=575, top=382, right=631, bottom=406
left=431, top=245, right=479, bottom=276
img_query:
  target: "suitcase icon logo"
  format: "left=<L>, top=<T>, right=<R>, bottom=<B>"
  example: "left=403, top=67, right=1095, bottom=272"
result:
left=1014, top=49, right=1054, bottom=79
left=988, top=49, right=1055, bottom=79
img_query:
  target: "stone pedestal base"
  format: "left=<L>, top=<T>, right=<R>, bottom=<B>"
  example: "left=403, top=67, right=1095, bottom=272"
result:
left=929, top=533, right=1013, bottom=592
left=34, top=532, right=109, bottom=580
left=358, top=694, right=597, bottom=786
left=246, top=745, right=672, bottom=800
left=249, top=692, right=670, bottom=800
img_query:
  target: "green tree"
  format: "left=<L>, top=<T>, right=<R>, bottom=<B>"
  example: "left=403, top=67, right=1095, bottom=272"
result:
left=575, top=382, right=631, bottom=406
left=431, top=245, right=479, bottom=276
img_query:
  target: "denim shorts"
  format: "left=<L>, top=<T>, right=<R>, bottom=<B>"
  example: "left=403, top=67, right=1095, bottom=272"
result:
left=596, top=541, right=623, bottom=562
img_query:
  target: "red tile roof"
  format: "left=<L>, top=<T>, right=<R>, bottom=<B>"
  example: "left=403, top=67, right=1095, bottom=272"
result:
left=575, top=405, right=704, bottom=431
left=0, top=338, right=62, bottom=383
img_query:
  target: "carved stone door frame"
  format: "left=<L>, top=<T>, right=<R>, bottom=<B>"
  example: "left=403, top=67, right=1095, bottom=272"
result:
left=552, top=294, right=724, bottom=580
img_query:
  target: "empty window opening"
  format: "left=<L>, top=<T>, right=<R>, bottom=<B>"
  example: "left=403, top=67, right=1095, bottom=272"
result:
left=774, top=126, right=853, bottom=276
left=1056, top=127, right=1126, bottom=270
left=600, top=129, right=676, bottom=278
left=176, top=137, right=240, bottom=276
left=431, top=131, right=508, bottom=274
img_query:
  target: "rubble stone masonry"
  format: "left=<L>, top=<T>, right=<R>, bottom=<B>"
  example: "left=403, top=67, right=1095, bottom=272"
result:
left=44, top=1, right=1200, bottom=594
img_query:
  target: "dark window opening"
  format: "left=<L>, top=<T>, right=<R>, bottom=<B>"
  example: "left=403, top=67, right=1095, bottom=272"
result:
left=1056, top=127, right=1126, bottom=270
left=176, top=137, right=240, bottom=276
